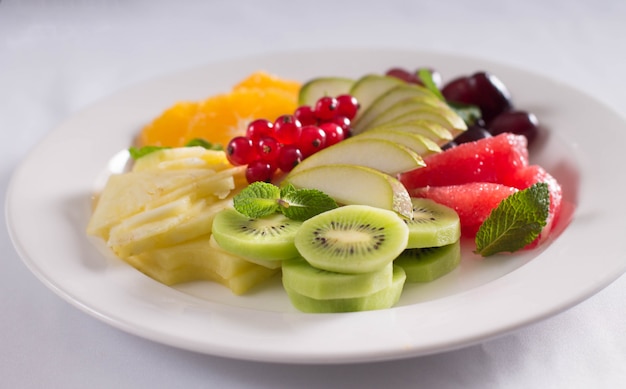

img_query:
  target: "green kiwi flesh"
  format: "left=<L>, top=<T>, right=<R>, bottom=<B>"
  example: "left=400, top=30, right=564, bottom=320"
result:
left=404, top=198, right=461, bottom=248
left=294, top=205, right=409, bottom=274
left=211, top=208, right=302, bottom=262
left=284, top=265, right=406, bottom=313
left=282, top=258, right=393, bottom=300
left=395, top=240, right=461, bottom=282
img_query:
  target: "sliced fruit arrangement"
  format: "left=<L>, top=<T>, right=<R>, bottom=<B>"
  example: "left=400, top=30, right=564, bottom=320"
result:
left=87, top=146, right=280, bottom=295
left=137, top=71, right=301, bottom=148
left=87, top=65, right=565, bottom=314
left=208, top=193, right=463, bottom=313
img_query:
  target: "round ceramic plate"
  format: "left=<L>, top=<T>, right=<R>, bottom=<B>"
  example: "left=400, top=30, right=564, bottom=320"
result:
left=6, top=49, right=626, bottom=364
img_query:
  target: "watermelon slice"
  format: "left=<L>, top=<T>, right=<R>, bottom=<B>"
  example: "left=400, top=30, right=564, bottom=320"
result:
left=411, top=183, right=518, bottom=237
left=399, top=133, right=529, bottom=189
left=502, top=164, right=563, bottom=245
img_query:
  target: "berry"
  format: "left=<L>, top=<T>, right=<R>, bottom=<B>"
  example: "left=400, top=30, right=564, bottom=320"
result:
left=255, top=136, right=281, bottom=163
left=297, top=125, right=327, bottom=157
left=488, top=110, right=539, bottom=145
left=273, top=115, right=302, bottom=145
left=245, top=119, right=274, bottom=142
left=335, top=95, right=359, bottom=120
left=319, top=122, right=345, bottom=147
left=246, top=160, right=274, bottom=183
left=277, top=145, right=303, bottom=172
left=226, top=136, right=256, bottom=166
left=294, top=105, right=318, bottom=126
left=314, top=96, right=339, bottom=121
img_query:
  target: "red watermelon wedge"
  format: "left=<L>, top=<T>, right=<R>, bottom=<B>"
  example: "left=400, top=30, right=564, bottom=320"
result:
left=411, top=183, right=519, bottom=237
left=399, top=133, right=529, bottom=189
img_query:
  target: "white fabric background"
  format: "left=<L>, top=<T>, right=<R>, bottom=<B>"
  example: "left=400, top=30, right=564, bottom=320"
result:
left=2, top=1, right=625, bottom=388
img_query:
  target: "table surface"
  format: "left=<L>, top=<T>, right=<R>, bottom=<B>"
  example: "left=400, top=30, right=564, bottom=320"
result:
left=2, top=1, right=626, bottom=388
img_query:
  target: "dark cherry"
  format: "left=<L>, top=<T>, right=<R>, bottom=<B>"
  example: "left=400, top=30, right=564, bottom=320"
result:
left=488, top=110, right=539, bottom=145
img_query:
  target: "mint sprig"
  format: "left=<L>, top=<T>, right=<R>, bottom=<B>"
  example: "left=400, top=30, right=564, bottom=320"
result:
left=233, top=182, right=338, bottom=221
left=416, top=69, right=482, bottom=126
left=128, top=138, right=222, bottom=160
left=475, top=183, right=550, bottom=257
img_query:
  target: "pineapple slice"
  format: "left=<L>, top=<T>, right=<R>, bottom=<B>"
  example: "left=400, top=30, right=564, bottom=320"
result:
left=87, top=166, right=243, bottom=240
left=108, top=196, right=234, bottom=258
left=125, top=234, right=279, bottom=294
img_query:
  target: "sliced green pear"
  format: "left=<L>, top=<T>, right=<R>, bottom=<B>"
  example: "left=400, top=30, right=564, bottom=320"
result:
left=353, top=128, right=442, bottom=156
left=371, top=106, right=467, bottom=138
left=349, top=75, right=404, bottom=120
left=289, top=138, right=425, bottom=176
left=366, top=96, right=454, bottom=129
left=352, top=84, right=439, bottom=134
left=285, top=164, right=413, bottom=219
left=298, top=77, right=355, bottom=106
left=367, top=121, right=454, bottom=146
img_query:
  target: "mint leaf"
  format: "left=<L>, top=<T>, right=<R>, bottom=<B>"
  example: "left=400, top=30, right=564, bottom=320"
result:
left=280, top=183, right=297, bottom=198
left=475, top=183, right=550, bottom=257
left=185, top=138, right=223, bottom=150
left=233, top=182, right=281, bottom=218
left=447, top=102, right=482, bottom=126
left=280, top=188, right=338, bottom=221
left=417, top=69, right=445, bottom=101
left=128, top=145, right=169, bottom=159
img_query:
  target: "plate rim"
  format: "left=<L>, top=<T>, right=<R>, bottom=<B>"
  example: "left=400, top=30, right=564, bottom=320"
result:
left=6, top=48, right=626, bottom=364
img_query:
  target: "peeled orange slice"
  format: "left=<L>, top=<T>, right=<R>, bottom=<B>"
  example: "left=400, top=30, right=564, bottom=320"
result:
left=137, top=71, right=300, bottom=148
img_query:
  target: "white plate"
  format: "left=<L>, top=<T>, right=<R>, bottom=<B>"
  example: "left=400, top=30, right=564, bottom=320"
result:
left=6, top=49, right=626, bottom=364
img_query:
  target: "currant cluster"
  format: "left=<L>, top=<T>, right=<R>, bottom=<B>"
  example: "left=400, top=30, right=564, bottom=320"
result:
left=226, top=94, right=360, bottom=183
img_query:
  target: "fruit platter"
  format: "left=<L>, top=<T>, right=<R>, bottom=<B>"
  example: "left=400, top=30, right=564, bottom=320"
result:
left=6, top=49, right=626, bottom=363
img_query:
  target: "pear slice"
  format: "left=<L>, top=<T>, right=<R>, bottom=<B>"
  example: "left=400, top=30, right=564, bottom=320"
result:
left=298, top=77, right=355, bottom=106
left=352, top=84, right=439, bottom=134
left=366, top=96, right=456, bottom=129
left=289, top=138, right=425, bottom=176
left=285, top=164, right=413, bottom=219
left=370, top=106, right=467, bottom=138
left=353, top=128, right=442, bottom=156
left=366, top=121, right=454, bottom=146
left=349, top=75, right=404, bottom=120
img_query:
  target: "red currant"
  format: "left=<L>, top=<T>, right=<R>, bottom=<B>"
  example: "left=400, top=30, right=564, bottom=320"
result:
left=226, top=136, right=256, bottom=166
left=330, top=115, right=351, bottom=133
left=277, top=145, right=303, bottom=172
left=297, top=125, right=327, bottom=157
left=273, top=115, right=302, bottom=145
left=314, top=96, right=339, bottom=121
left=294, top=105, right=318, bottom=126
left=246, top=160, right=274, bottom=183
left=255, top=136, right=281, bottom=163
left=245, top=119, right=274, bottom=142
left=319, top=122, right=345, bottom=147
left=335, top=95, right=359, bottom=120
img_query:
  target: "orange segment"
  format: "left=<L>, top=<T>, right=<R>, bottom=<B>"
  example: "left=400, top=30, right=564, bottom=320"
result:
left=233, top=71, right=301, bottom=96
left=186, top=88, right=298, bottom=148
left=138, top=102, right=199, bottom=147
left=137, top=71, right=301, bottom=148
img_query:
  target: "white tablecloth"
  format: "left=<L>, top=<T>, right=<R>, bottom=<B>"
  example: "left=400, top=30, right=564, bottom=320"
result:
left=2, top=1, right=625, bottom=387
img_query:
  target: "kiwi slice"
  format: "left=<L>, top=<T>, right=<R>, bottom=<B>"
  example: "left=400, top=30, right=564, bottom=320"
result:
left=294, top=205, right=409, bottom=274
left=284, top=265, right=406, bottom=313
left=404, top=198, right=461, bottom=248
left=282, top=258, right=393, bottom=300
left=395, top=240, right=461, bottom=283
left=211, top=208, right=302, bottom=262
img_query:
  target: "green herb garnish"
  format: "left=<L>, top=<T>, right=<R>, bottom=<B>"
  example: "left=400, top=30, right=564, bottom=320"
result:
left=184, top=138, right=223, bottom=150
left=128, top=145, right=167, bottom=159
left=128, top=138, right=222, bottom=160
left=417, top=68, right=445, bottom=101
left=448, top=101, right=482, bottom=126
left=233, top=182, right=338, bottom=221
left=475, top=183, right=550, bottom=257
